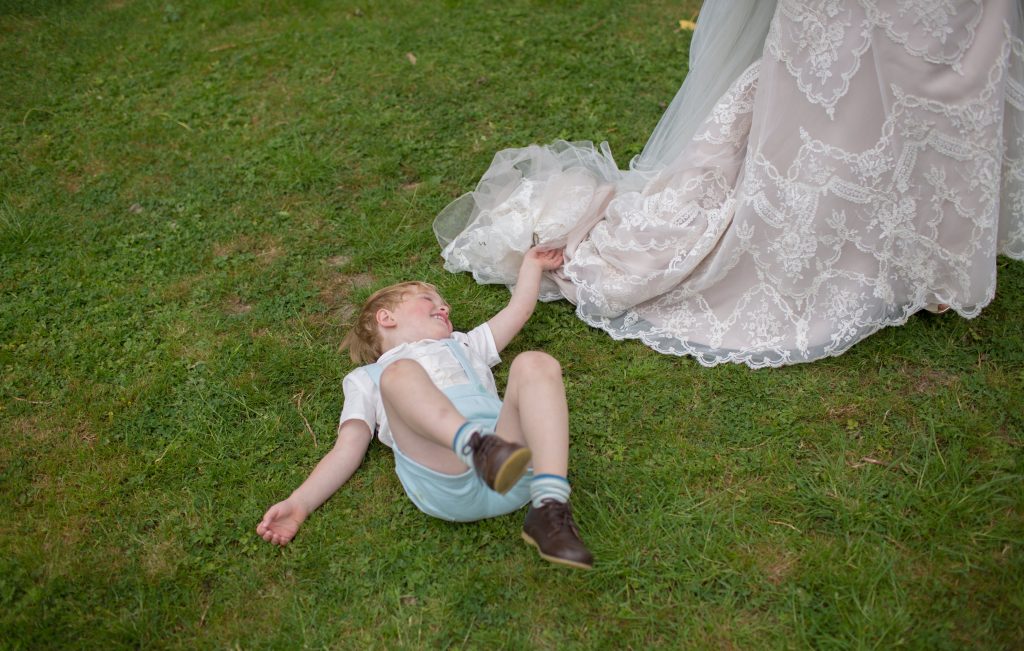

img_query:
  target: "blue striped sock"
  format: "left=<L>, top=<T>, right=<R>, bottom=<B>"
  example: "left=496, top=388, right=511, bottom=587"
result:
left=530, top=474, right=571, bottom=507
left=451, top=422, right=482, bottom=467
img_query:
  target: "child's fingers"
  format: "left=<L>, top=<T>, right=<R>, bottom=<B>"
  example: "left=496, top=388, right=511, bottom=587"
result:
left=542, top=249, right=564, bottom=268
left=270, top=531, right=290, bottom=546
left=258, top=509, right=276, bottom=528
left=531, top=247, right=562, bottom=261
left=257, top=504, right=284, bottom=533
left=259, top=524, right=290, bottom=546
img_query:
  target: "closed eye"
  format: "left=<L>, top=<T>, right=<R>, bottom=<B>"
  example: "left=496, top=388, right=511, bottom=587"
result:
left=419, top=294, right=449, bottom=311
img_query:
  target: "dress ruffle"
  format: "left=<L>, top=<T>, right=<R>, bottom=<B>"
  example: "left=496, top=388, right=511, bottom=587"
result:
left=436, top=0, right=1024, bottom=367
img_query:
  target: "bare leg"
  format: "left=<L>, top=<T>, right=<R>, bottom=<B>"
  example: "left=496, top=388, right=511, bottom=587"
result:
left=379, top=359, right=469, bottom=474
left=495, top=351, right=569, bottom=477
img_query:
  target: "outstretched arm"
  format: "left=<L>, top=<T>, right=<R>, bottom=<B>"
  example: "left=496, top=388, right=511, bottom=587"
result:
left=257, top=419, right=372, bottom=546
left=487, top=247, right=564, bottom=353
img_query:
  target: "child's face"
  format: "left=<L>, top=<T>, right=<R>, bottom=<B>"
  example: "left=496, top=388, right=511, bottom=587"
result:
left=388, top=288, right=453, bottom=340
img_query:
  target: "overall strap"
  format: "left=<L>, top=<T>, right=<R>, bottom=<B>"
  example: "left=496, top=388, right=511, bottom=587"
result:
left=361, top=363, right=384, bottom=387
left=443, top=339, right=488, bottom=393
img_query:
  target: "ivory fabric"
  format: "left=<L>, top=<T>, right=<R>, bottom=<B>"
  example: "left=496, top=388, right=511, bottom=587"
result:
left=436, top=0, right=1024, bottom=367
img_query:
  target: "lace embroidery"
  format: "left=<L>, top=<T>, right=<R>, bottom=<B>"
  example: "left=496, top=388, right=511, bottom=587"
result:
left=693, top=63, right=760, bottom=145
left=861, top=0, right=983, bottom=73
left=768, top=0, right=873, bottom=118
left=436, top=2, right=1023, bottom=368
left=1003, top=28, right=1024, bottom=257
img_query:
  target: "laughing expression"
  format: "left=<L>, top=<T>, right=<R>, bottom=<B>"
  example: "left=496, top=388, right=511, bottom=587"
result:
left=390, top=289, right=453, bottom=341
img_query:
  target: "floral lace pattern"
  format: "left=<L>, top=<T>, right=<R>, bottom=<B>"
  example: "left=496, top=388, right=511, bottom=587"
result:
left=1003, top=29, right=1024, bottom=257
left=436, top=0, right=1023, bottom=367
left=862, top=0, right=983, bottom=72
left=767, top=0, right=872, bottom=119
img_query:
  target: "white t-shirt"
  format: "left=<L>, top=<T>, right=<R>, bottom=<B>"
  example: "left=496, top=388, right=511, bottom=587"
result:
left=337, top=323, right=501, bottom=448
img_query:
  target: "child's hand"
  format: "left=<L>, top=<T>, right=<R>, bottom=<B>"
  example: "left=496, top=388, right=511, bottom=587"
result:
left=257, top=498, right=308, bottom=546
left=525, top=247, right=564, bottom=272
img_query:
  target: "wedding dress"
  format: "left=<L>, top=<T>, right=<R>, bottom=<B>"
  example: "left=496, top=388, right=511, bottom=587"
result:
left=435, top=0, right=1024, bottom=368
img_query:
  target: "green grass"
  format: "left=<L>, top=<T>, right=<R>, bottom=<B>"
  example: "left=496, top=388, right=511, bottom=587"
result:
left=1, top=0, right=1022, bottom=648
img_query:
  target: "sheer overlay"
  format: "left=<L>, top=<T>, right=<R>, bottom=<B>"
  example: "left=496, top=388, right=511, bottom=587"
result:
left=436, top=0, right=1024, bottom=367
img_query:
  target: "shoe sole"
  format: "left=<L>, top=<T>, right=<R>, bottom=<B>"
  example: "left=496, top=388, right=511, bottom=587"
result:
left=491, top=447, right=532, bottom=494
left=521, top=532, right=593, bottom=570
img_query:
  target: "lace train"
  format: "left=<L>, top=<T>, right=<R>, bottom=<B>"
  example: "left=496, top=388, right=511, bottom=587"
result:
left=436, top=0, right=1024, bottom=367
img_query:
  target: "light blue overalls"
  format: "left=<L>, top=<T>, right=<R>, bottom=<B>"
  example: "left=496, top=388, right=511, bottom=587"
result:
left=362, top=339, right=532, bottom=522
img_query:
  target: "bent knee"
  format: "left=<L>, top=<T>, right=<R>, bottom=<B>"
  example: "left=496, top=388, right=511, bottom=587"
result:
left=510, top=351, right=562, bottom=377
left=379, top=358, right=427, bottom=392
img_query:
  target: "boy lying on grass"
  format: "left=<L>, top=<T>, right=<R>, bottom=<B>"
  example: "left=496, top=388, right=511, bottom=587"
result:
left=257, top=247, right=593, bottom=569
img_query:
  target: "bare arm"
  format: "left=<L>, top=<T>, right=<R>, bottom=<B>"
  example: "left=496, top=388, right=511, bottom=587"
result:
left=257, top=419, right=372, bottom=546
left=487, top=247, right=564, bottom=352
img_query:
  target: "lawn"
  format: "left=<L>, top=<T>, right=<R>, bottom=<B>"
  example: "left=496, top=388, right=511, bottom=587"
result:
left=1, top=0, right=1022, bottom=648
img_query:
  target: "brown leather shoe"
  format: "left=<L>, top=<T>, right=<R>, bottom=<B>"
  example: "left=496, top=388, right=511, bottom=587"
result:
left=522, top=499, right=594, bottom=569
left=461, top=431, right=531, bottom=494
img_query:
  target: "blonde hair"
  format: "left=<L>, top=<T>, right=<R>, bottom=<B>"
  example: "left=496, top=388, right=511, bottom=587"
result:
left=340, top=281, right=440, bottom=365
